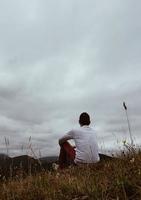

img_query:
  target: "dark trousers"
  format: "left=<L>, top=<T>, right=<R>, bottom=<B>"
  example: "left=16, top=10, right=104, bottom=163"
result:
left=59, top=142, right=76, bottom=169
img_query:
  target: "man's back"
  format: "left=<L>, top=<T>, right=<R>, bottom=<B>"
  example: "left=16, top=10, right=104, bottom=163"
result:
left=67, top=126, right=100, bottom=164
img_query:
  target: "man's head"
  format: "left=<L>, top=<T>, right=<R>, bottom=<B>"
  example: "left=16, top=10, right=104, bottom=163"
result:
left=79, top=112, right=91, bottom=126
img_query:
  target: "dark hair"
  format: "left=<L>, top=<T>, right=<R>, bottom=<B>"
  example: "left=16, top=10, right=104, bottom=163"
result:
left=79, top=112, right=91, bottom=126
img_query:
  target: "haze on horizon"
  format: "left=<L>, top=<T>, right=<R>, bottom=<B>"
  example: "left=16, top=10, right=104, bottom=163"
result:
left=0, top=0, right=141, bottom=157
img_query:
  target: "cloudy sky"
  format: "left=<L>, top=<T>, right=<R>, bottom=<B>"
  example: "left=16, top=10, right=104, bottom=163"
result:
left=0, top=0, right=141, bottom=157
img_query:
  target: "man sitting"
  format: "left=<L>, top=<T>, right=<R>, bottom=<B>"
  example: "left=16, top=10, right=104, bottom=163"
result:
left=58, top=112, right=100, bottom=169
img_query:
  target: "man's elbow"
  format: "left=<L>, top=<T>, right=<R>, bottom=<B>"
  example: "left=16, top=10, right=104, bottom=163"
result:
left=59, top=137, right=67, bottom=146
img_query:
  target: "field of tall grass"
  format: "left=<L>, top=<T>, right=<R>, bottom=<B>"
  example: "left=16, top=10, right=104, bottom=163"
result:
left=0, top=146, right=141, bottom=200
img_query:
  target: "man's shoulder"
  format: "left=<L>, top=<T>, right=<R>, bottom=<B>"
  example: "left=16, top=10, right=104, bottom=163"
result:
left=72, top=126, right=94, bottom=133
left=81, top=126, right=94, bottom=130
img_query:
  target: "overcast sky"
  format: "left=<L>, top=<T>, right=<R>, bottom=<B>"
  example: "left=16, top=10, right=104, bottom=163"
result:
left=0, top=0, right=141, bottom=157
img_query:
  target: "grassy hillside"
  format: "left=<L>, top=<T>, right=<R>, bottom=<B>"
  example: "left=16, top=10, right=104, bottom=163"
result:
left=0, top=149, right=141, bottom=200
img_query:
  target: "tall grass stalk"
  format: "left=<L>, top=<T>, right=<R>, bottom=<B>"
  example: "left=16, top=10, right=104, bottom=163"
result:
left=123, top=102, right=134, bottom=147
left=4, top=137, right=9, bottom=156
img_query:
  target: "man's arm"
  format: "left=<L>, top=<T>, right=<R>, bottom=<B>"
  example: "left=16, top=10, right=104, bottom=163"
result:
left=59, top=130, right=74, bottom=146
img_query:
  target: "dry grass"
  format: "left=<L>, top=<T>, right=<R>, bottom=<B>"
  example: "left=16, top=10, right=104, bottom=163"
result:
left=0, top=150, right=141, bottom=200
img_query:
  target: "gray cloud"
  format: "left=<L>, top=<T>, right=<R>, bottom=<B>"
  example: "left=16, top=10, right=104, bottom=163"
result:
left=0, top=0, right=141, bottom=156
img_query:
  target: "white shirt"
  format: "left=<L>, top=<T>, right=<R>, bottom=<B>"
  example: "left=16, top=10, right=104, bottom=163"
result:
left=60, top=126, right=100, bottom=164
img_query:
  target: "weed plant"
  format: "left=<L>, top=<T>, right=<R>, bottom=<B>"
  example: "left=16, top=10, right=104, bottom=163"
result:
left=0, top=147, right=141, bottom=200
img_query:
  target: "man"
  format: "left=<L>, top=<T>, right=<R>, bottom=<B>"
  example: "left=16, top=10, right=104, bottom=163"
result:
left=58, top=112, right=100, bottom=168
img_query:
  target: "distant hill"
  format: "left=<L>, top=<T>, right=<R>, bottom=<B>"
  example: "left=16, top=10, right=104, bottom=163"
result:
left=39, top=154, right=114, bottom=162
left=39, top=156, right=58, bottom=163
left=0, top=154, right=59, bottom=179
left=39, top=156, right=58, bottom=170
left=0, top=155, right=42, bottom=178
left=0, top=153, right=10, bottom=160
left=39, top=154, right=114, bottom=161
left=0, top=153, right=115, bottom=179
